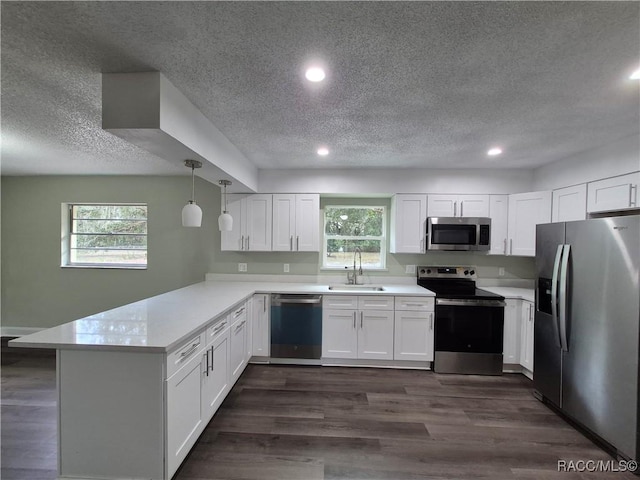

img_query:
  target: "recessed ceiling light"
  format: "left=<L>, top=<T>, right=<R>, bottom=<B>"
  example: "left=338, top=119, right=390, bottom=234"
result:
left=305, top=67, right=326, bottom=82
left=317, top=147, right=329, bottom=156
left=630, top=68, right=640, bottom=80
left=487, top=147, right=503, bottom=156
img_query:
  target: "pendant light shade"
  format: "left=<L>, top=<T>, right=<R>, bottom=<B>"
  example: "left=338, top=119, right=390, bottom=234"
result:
left=182, top=159, right=203, bottom=227
left=218, top=180, right=233, bottom=231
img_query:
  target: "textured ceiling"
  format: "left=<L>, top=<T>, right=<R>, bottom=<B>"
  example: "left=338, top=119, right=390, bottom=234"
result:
left=1, top=1, right=639, bottom=176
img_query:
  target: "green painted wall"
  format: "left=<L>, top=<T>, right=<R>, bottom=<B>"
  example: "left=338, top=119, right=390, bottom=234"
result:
left=1, top=176, right=219, bottom=329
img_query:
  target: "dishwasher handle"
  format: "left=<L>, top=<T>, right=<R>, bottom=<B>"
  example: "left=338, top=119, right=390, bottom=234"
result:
left=271, top=294, right=322, bottom=306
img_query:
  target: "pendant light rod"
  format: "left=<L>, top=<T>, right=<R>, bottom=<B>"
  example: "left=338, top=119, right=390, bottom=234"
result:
left=184, top=159, right=202, bottom=203
left=218, top=179, right=233, bottom=232
left=218, top=179, right=232, bottom=211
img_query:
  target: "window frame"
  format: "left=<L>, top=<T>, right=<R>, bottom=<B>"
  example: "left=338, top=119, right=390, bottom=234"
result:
left=61, top=203, right=148, bottom=270
left=322, top=205, right=387, bottom=271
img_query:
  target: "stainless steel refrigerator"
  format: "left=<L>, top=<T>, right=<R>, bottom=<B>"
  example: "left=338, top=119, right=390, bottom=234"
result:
left=534, top=215, right=640, bottom=461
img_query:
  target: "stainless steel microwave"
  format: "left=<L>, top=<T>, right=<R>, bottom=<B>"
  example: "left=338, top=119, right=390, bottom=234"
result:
left=426, top=217, right=491, bottom=251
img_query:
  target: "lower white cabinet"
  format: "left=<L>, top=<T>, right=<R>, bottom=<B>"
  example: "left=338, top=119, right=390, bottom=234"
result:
left=251, top=293, right=270, bottom=357
left=393, top=296, right=435, bottom=362
left=166, top=340, right=205, bottom=476
left=322, top=296, right=395, bottom=360
left=202, top=321, right=231, bottom=419
left=520, top=300, right=534, bottom=374
left=229, top=304, right=249, bottom=383
left=502, top=299, right=521, bottom=365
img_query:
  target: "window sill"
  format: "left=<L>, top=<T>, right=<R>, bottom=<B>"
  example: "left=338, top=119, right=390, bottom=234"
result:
left=61, top=264, right=147, bottom=270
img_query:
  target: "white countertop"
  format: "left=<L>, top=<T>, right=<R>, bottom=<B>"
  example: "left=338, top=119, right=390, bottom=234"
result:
left=9, top=281, right=434, bottom=353
left=481, top=286, right=535, bottom=303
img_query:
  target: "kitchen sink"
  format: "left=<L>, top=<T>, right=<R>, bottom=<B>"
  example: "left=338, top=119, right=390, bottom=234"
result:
left=328, top=285, right=385, bottom=291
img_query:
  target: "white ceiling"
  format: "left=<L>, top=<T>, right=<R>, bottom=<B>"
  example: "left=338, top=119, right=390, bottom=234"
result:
left=1, top=1, right=639, bottom=177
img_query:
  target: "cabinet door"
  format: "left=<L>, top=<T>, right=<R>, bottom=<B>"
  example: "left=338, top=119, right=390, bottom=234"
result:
left=272, top=194, right=296, bottom=251
left=507, top=191, right=552, bottom=257
left=220, top=194, right=246, bottom=251
left=251, top=294, right=270, bottom=357
left=552, top=184, right=587, bottom=222
left=166, top=351, right=204, bottom=477
left=520, top=301, right=534, bottom=372
left=587, top=172, right=639, bottom=213
left=229, top=316, right=248, bottom=383
left=322, top=309, right=358, bottom=359
left=202, top=326, right=230, bottom=419
left=245, top=194, right=272, bottom=251
left=489, top=195, right=509, bottom=255
left=427, top=194, right=456, bottom=217
left=390, top=194, right=427, bottom=253
left=295, top=194, right=320, bottom=251
left=458, top=195, right=489, bottom=217
left=502, top=299, right=521, bottom=365
left=394, top=311, right=433, bottom=361
left=358, top=310, right=394, bottom=360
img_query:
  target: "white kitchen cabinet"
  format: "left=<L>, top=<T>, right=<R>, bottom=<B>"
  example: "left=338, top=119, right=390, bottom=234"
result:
left=221, top=194, right=272, bottom=251
left=166, top=337, right=205, bottom=476
left=272, top=194, right=320, bottom=252
left=394, top=296, right=434, bottom=362
left=587, top=172, right=639, bottom=213
left=502, top=299, right=521, bottom=365
left=427, top=194, right=489, bottom=218
left=229, top=304, right=249, bottom=383
left=322, top=296, right=394, bottom=360
left=202, top=320, right=230, bottom=419
left=552, top=184, right=587, bottom=222
left=489, top=194, right=509, bottom=255
left=251, top=293, right=270, bottom=357
left=390, top=194, right=427, bottom=253
left=520, top=300, right=534, bottom=374
left=507, top=191, right=552, bottom=257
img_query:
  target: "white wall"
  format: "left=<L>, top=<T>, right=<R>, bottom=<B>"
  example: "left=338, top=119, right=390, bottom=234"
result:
left=533, top=134, right=640, bottom=191
left=258, top=168, right=534, bottom=194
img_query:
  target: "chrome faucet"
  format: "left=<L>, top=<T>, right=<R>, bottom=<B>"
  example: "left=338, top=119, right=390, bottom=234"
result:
left=353, top=247, right=363, bottom=284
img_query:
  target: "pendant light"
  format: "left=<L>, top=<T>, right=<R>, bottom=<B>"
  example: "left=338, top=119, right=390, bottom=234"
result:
left=218, top=180, right=233, bottom=231
left=182, top=159, right=203, bottom=227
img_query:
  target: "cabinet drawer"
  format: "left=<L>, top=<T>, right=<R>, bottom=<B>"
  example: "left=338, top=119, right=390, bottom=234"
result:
left=229, top=304, right=247, bottom=323
left=323, top=295, right=358, bottom=310
left=167, top=331, right=205, bottom=379
left=358, top=296, right=394, bottom=311
left=395, top=296, right=434, bottom=311
left=206, top=316, right=230, bottom=345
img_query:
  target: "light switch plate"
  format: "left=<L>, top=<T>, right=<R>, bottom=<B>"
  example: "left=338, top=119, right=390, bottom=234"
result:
left=238, top=263, right=247, bottom=272
left=405, top=264, right=416, bottom=274
left=499, top=267, right=505, bottom=276
left=284, top=263, right=290, bottom=273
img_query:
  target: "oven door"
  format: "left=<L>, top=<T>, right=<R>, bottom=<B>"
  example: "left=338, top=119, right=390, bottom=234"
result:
left=434, top=299, right=505, bottom=375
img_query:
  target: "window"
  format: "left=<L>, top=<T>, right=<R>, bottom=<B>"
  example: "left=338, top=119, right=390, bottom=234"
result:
left=63, top=204, right=148, bottom=268
left=323, top=206, right=386, bottom=269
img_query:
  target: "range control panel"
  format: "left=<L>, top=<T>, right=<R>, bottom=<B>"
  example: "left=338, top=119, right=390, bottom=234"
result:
left=417, top=266, right=477, bottom=279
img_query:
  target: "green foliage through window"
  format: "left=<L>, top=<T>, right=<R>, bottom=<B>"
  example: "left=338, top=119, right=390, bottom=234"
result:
left=323, top=206, right=386, bottom=269
left=67, top=204, right=147, bottom=267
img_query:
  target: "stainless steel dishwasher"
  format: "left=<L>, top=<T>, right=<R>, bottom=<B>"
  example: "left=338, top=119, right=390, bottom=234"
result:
left=270, top=294, right=322, bottom=362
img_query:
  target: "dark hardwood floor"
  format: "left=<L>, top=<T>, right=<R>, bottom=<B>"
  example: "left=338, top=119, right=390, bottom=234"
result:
left=2, top=341, right=636, bottom=480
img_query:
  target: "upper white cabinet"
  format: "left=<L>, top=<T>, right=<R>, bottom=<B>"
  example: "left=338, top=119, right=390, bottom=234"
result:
left=272, top=194, right=320, bottom=252
left=586, top=172, right=639, bottom=214
left=390, top=194, right=427, bottom=253
left=221, top=194, right=272, bottom=251
left=427, top=194, right=489, bottom=218
left=552, top=184, right=587, bottom=222
left=489, top=195, right=509, bottom=255
left=507, top=191, right=552, bottom=257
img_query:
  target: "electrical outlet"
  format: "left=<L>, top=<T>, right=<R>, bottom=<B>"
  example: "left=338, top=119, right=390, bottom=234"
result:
left=499, top=267, right=505, bottom=276
left=238, top=263, right=247, bottom=272
left=284, top=263, right=290, bottom=273
left=406, top=264, right=416, bottom=275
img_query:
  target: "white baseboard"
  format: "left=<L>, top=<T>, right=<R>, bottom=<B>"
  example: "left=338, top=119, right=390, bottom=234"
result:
left=1, top=326, right=43, bottom=337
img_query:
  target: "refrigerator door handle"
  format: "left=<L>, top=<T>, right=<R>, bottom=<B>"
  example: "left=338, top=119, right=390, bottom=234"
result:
left=551, top=244, right=563, bottom=348
left=558, top=244, right=571, bottom=352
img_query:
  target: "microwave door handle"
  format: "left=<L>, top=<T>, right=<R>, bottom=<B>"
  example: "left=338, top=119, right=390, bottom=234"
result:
left=551, top=244, right=563, bottom=349
left=558, top=244, right=570, bottom=352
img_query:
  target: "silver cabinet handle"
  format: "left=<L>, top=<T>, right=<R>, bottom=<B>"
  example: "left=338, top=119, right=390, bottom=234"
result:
left=353, top=311, right=356, bottom=329
left=203, top=351, right=209, bottom=376
left=179, top=341, right=200, bottom=360
left=246, top=236, right=250, bottom=250
left=234, top=307, right=245, bottom=318
left=209, top=346, right=215, bottom=370
left=509, top=239, right=513, bottom=255
left=296, top=236, right=300, bottom=251
left=503, top=238, right=507, bottom=255
left=630, top=184, right=637, bottom=207
left=263, top=296, right=266, bottom=313
left=460, top=201, right=464, bottom=217
left=453, top=201, right=457, bottom=217
left=240, top=235, right=245, bottom=251
left=360, top=311, right=363, bottom=329
left=213, top=321, right=227, bottom=335
left=235, top=320, right=246, bottom=332
left=290, top=236, right=293, bottom=251
left=430, top=312, right=434, bottom=331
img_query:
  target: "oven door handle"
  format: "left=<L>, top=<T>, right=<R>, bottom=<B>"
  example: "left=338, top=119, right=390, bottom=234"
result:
left=436, top=299, right=506, bottom=307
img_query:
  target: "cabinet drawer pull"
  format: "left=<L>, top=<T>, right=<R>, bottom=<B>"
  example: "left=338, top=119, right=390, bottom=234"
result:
left=460, top=201, right=464, bottom=217
left=234, top=307, right=245, bottom=318
left=203, top=350, right=210, bottom=376
left=235, top=320, right=246, bottom=332
left=290, top=236, right=293, bottom=251
left=509, top=239, right=513, bottom=255
left=353, top=312, right=356, bottom=329
left=296, top=236, right=300, bottom=251
left=360, top=311, right=363, bottom=329
left=179, top=341, right=200, bottom=360
left=630, top=184, right=637, bottom=207
left=454, top=201, right=457, bottom=217
left=213, top=322, right=227, bottom=334
left=430, top=313, right=434, bottom=331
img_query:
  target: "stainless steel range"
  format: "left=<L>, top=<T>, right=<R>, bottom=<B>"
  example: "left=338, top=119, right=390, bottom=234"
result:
left=417, top=266, right=506, bottom=375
